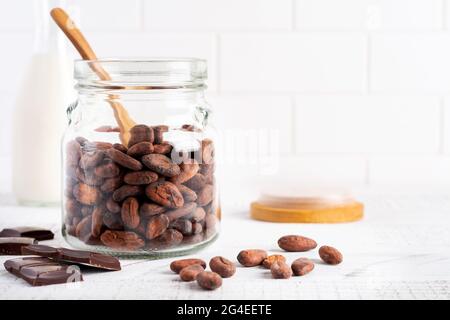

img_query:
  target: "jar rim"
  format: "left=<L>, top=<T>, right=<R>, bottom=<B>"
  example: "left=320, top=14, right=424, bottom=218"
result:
left=74, top=57, right=207, bottom=89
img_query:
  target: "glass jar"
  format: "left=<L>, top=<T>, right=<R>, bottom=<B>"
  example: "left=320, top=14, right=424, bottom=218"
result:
left=62, top=58, right=220, bottom=257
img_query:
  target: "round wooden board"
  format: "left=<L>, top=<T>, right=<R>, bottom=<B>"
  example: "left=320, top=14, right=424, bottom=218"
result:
left=250, top=201, right=364, bottom=223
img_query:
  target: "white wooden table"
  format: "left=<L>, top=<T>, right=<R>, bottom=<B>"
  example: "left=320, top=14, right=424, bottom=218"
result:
left=1, top=191, right=449, bottom=300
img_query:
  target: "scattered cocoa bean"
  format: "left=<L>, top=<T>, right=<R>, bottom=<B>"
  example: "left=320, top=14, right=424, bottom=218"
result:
left=170, top=161, right=199, bottom=184
left=237, top=249, right=268, bottom=267
left=291, top=258, right=314, bottom=276
left=278, top=235, right=317, bottom=252
left=262, top=255, right=286, bottom=269
left=196, top=271, right=222, bottom=290
left=179, top=264, right=205, bottom=282
left=271, top=261, right=292, bottom=279
left=209, top=256, right=236, bottom=278
left=319, top=246, right=343, bottom=265
left=170, top=258, right=207, bottom=273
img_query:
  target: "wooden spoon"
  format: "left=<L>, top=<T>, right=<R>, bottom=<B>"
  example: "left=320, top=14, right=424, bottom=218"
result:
left=50, top=7, right=135, bottom=146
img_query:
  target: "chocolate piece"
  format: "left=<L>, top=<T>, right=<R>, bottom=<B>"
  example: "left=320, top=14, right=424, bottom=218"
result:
left=22, top=244, right=121, bottom=271
left=4, top=257, right=83, bottom=286
left=0, top=237, right=37, bottom=255
left=0, top=227, right=54, bottom=241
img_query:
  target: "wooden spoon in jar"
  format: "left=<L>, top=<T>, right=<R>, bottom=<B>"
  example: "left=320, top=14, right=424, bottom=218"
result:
left=50, top=7, right=135, bottom=146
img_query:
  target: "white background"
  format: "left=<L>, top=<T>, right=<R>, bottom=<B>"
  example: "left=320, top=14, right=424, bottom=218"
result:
left=1, top=0, right=450, bottom=195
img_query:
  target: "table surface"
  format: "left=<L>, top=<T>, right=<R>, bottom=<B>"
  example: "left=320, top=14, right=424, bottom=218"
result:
left=1, top=191, right=450, bottom=300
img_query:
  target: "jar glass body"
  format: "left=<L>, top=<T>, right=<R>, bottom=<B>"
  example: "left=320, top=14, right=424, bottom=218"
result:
left=62, top=59, right=220, bottom=257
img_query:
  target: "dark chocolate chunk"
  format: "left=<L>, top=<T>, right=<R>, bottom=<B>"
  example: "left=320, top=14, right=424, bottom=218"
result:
left=4, top=257, right=83, bottom=286
left=22, top=244, right=121, bottom=271
left=0, top=237, right=37, bottom=255
left=0, top=227, right=54, bottom=241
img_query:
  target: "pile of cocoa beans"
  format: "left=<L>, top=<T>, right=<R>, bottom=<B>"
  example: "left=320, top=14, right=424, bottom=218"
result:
left=63, top=124, right=219, bottom=251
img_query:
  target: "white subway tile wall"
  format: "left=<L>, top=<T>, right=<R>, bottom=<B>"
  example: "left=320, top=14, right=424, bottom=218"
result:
left=0, top=0, right=448, bottom=193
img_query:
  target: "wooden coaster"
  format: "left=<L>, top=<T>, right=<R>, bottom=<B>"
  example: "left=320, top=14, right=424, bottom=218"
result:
left=250, top=200, right=364, bottom=223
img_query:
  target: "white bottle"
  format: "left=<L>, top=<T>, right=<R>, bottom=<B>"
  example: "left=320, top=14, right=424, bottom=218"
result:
left=12, top=0, right=74, bottom=205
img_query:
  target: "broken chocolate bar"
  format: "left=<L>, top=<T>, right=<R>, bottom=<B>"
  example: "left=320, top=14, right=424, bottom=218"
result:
left=0, top=237, right=37, bottom=255
left=22, top=244, right=121, bottom=271
left=4, top=257, right=83, bottom=286
left=0, top=227, right=54, bottom=241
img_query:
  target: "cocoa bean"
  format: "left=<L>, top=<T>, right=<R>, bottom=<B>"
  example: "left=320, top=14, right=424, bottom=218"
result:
left=112, top=185, right=142, bottom=202
left=278, top=235, right=317, bottom=252
left=178, top=184, right=197, bottom=202
left=190, top=207, right=206, bottom=222
left=73, top=183, right=102, bottom=205
left=141, top=154, right=180, bottom=177
left=170, top=160, right=199, bottom=184
left=262, top=255, right=286, bottom=269
left=121, top=197, right=140, bottom=229
left=100, top=175, right=124, bottom=193
left=170, top=219, right=192, bottom=235
left=145, top=214, right=169, bottom=240
left=139, top=202, right=166, bottom=218
left=209, top=256, right=236, bottom=278
left=196, top=271, right=222, bottom=290
left=127, top=141, right=154, bottom=157
left=191, top=222, right=203, bottom=234
left=145, top=181, right=184, bottom=208
left=76, top=167, right=104, bottom=186
left=79, top=150, right=104, bottom=169
left=102, top=211, right=123, bottom=230
left=128, top=124, right=154, bottom=147
left=106, top=148, right=143, bottom=171
left=106, top=197, right=121, bottom=213
left=153, top=143, right=172, bottom=154
left=201, top=139, right=214, bottom=165
left=113, top=143, right=128, bottom=153
left=165, top=202, right=197, bottom=222
left=91, top=206, right=104, bottom=237
left=291, top=258, right=315, bottom=276
left=271, top=261, right=292, bottom=279
left=66, top=140, right=82, bottom=167
left=155, top=228, right=183, bottom=247
left=197, top=184, right=214, bottom=206
left=170, top=258, right=207, bottom=273
left=319, top=246, right=343, bottom=265
left=83, top=141, right=112, bottom=151
left=95, top=161, right=120, bottom=178
left=100, top=230, right=145, bottom=250
left=184, top=174, right=206, bottom=191
left=179, top=264, right=205, bottom=282
left=237, top=249, right=268, bottom=267
left=124, top=171, right=158, bottom=185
